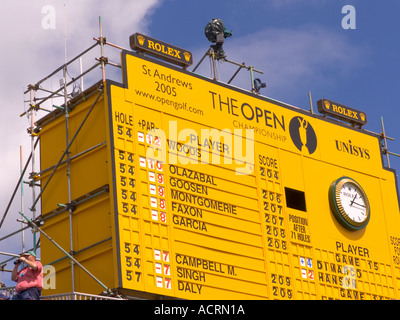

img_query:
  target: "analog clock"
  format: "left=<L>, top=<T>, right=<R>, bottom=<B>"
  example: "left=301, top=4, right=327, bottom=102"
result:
left=329, top=177, right=370, bottom=231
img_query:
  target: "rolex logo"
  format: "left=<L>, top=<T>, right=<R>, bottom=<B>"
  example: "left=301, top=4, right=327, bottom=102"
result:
left=130, top=33, right=193, bottom=68
left=317, top=98, right=368, bottom=126
left=183, top=52, right=191, bottom=62
left=137, top=35, right=145, bottom=46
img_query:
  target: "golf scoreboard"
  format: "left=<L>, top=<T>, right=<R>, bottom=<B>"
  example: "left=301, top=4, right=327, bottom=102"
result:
left=38, top=40, right=400, bottom=300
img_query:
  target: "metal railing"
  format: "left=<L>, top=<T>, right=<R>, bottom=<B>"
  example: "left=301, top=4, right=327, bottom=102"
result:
left=41, top=292, right=125, bottom=300
left=0, top=286, right=15, bottom=299
left=0, top=288, right=125, bottom=300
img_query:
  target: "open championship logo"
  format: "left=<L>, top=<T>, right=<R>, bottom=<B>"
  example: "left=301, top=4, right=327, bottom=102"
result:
left=289, top=116, right=317, bottom=155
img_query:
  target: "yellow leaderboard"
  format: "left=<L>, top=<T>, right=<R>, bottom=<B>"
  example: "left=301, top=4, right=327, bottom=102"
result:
left=106, top=51, right=400, bottom=300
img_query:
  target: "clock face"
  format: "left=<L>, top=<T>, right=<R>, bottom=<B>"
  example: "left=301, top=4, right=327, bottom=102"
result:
left=329, top=177, right=370, bottom=231
left=339, top=182, right=368, bottom=223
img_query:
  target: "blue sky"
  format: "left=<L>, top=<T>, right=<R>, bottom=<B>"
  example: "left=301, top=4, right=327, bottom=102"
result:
left=0, top=0, right=399, bottom=288
left=150, top=0, right=399, bottom=125
left=147, top=0, right=400, bottom=168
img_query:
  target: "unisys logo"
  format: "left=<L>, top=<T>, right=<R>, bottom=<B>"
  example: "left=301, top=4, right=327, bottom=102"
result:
left=335, top=139, right=370, bottom=160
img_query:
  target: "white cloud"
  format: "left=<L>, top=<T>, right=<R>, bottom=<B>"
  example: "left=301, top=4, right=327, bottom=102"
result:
left=0, top=0, right=162, bottom=286
left=193, top=25, right=368, bottom=103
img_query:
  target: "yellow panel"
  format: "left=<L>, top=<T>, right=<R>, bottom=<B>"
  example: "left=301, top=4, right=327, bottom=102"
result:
left=39, top=50, right=400, bottom=300
left=40, top=86, right=117, bottom=296
left=102, top=51, right=400, bottom=300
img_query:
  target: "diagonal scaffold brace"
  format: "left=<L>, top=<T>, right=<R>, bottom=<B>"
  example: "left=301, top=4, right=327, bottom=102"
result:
left=18, top=211, right=113, bottom=296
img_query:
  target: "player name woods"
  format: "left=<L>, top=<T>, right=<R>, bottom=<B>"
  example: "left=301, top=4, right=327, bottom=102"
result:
left=113, top=111, right=255, bottom=175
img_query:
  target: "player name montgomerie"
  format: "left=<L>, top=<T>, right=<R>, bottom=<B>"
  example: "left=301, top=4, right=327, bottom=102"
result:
left=171, top=189, right=237, bottom=214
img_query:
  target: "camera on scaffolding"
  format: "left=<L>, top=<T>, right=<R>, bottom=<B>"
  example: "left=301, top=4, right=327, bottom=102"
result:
left=204, top=18, right=232, bottom=60
left=193, top=18, right=265, bottom=93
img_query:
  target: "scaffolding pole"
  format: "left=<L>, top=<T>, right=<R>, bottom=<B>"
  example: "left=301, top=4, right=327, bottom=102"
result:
left=0, top=138, right=39, bottom=230
left=29, top=88, right=103, bottom=212
left=19, top=146, right=25, bottom=253
left=19, top=212, right=111, bottom=295
left=1, top=21, right=117, bottom=297
left=192, top=48, right=263, bottom=90
left=62, top=61, right=75, bottom=293
left=380, top=116, right=400, bottom=169
left=29, top=86, right=38, bottom=254
left=99, top=16, right=106, bottom=82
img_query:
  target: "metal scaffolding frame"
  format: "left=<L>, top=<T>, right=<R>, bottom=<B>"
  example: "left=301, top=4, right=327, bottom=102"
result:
left=0, top=17, right=127, bottom=300
left=192, top=46, right=264, bottom=93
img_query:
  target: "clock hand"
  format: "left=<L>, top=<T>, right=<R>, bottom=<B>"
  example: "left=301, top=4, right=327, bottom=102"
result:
left=350, top=194, right=357, bottom=206
left=352, top=202, right=365, bottom=209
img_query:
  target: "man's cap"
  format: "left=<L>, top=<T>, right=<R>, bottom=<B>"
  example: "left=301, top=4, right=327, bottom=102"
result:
left=20, top=250, right=36, bottom=257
